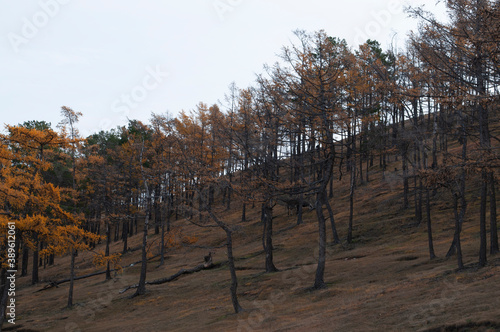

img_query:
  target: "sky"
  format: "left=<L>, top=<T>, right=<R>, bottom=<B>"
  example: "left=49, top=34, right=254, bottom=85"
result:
left=0, top=0, right=448, bottom=137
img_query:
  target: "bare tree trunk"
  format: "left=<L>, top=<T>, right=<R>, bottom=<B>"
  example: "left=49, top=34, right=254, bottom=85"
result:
left=426, top=189, right=436, bottom=259
left=159, top=194, right=170, bottom=267
left=313, top=195, right=327, bottom=289
left=323, top=193, right=340, bottom=244
left=226, top=175, right=232, bottom=211
left=122, top=220, right=128, bottom=254
left=133, top=211, right=149, bottom=297
left=262, top=203, right=278, bottom=273
left=366, top=151, right=369, bottom=183
left=448, top=119, right=467, bottom=269
left=0, top=269, right=9, bottom=328
left=21, top=242, right=28, bottom=277
left=32, top=233, right=39, bottom=284
left=225, top=229, right=242, bottom=313
left=134, top=140, right=150, bottom=297
left=154, top=195, right=161, bottom=235
left=347, top=162, right=355, bottom=244
left=402, top=148, right=409, bottom=210
left=479, top=170, right=488, bottom=267
left=297, top=194, right=304, bottom=225
left=67, top=249, right=76, bottom=308
left=490, top=174, right=498, bottom=254
left=204, top=207, right=243, bottom=313
left=453, top=194, right=464, bottom=270
left=105, top=222, right=111, bottom=280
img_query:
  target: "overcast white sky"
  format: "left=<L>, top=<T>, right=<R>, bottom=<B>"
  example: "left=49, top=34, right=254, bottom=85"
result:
left=0, top=0, right=447, bottom=137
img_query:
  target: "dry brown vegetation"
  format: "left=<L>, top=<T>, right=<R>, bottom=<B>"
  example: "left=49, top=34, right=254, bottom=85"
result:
left=11, top=147, right=500, bottom=332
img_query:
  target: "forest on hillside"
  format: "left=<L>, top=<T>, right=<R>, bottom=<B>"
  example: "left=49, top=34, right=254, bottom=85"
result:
left=0, top=1, right=499, bottom=329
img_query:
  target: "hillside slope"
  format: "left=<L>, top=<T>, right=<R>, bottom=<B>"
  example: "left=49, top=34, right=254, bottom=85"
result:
left=12, top=149, right=500, bottom=332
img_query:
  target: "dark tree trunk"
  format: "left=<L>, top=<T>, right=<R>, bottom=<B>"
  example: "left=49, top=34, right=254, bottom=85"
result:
left=476, top=47, right=491, bottom=266
left=402, top=149, right=409, bottom=210
left=133, top=212, right=149, bottom=297
left=366, top=151, right=369, bottom=183
left=209, top=185, right=214, bottom=209
left=167, top=195, right=172, bottom=232
left=418, top=178, right=423, bottom=224
left=426, top=188, right=436, bottom=259
left=479, top=170, right=488, bottom=267
left=490, top=173, right=498, bottom=254
left=155, top=210, right=160, bottom=235
left=359, top=135, right=364, bottom=185
left=225, top=229, right=242, bottom=313
left=21, top=242, right=29, bottom=277
left=113, top=223, right=118, bottom=242
left=297, top=194, right=304, bottom=225
left=241, top=203, right=246, bottom=223
left=122, top=220, right=128, bottom=254
left=105, top=222, right=111, bottom=280
left=32, top=234, right=39, bottom=285
left=160, top=194, right=171, bottom=267
left=313, top=195, right=327, bottom=289
left=323, top=193, right=340, bottom=244
left=226, top=175, right=232, bottom=211
left=262, top=203, right=278, bottom=273
left=347, top=161, right=355, bottom=244
left=447, top=121, right=467, bottom=269
left=0, top=269, right=9, bottom=327
left=67, top=249, right=76, bottom=308
left=453, top=195, right=464, bottom=270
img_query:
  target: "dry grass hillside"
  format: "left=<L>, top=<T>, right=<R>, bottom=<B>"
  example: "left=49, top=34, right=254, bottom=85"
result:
left=9, top=141, right=500, bottom=332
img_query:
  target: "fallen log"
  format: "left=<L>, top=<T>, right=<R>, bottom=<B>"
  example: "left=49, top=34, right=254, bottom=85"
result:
left=35, top=271, right=110, bottom=292
left=35, top=254, right=167, bottom=292
left=119, top=261, right=220, bottom=294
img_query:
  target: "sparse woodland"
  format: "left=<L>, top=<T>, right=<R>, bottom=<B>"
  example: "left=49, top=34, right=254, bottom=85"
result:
left=1, top=1, right=499, bottom=330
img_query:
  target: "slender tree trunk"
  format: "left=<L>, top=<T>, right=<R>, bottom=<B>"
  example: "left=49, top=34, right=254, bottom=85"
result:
left=359, top=135, right=364, bottom=185
left=323, top=193, right=340, bottom=244
left=479, top=170, right=488, bottom=267
left=134, top=212, right=149, bottom=297
left=226, top=175, right=232, bottom=211
left=454, top=195, right=464, bottom=270
left=402, top=148, right=409, bottom=210
left=476, top=49, right=490, bottom=266
left=448, top=119, right=467, bottom=269
left=0, top=269, right=9, bottom=328
left=155, top=199, right=160, bottom=235
left=160, top=194, right=171, bottom=267
left=490, top=174, right=498, bottom=254
left=21, top=242, right=29, bottom=277
left=426, top=189, right=436, bottom=259
left=225, top=229, right=242, bottom=313
left=167, top=194, right=172, bottom=232
left=32, top=233, right=39, bottom=284
left=297, top=194, right=304, bottom=225
left=67, top=249, right=76, bottom=308
left=366, top=151, right=369, bottom=183
left=414, top=174, right=419, bottom=224
left=347, top=161, right=355, bottom=244
left=105, top=222, right=111, bottom=280
left=122, top=220, right=128, bottom=254
left=313, top=195, right=327, bottom=289
left=241, top=203, right=246, bottom=223
left=262, top=203, right=277, bottom=273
